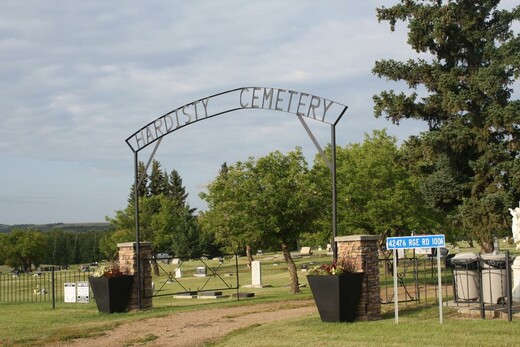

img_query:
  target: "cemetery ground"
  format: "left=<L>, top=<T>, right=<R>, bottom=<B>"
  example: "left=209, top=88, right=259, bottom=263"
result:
left=1, top=243, right=520, bottom=347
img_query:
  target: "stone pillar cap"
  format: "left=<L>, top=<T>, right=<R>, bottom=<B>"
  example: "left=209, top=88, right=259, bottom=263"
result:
left=335, top=235, right=380, bottom=242
left=117, top=242, right=152, bottom=247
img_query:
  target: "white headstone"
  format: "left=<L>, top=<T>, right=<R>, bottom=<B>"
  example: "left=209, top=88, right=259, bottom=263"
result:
left=175, top=268, right=182, bottom=278
left=194, top=266, right=206, bottom=277
left=252, top=260, right=262, bottom=286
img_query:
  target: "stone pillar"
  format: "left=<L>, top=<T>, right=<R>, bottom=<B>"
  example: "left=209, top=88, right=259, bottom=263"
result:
left=118, top=242, right=153, bottom=311
left=335, top=235, right=381, bottom=321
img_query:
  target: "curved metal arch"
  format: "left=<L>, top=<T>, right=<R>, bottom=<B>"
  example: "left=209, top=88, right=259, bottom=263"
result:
left=127, top=86, right=348, bottom=309
left=126, top=86, right=348, bottom=153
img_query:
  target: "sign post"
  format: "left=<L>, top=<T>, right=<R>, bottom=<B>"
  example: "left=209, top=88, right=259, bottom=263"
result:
left=393, top=249, right=398, bottom=324
left=386, top=234, right=445, bottom=324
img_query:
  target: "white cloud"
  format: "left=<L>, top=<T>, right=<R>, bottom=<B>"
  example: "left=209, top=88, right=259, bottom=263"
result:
left=0, top=0, right=468, bottom=224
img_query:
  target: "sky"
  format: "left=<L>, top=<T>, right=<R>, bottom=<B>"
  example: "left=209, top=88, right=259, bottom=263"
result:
left=0, top=1, right=517, bottom=225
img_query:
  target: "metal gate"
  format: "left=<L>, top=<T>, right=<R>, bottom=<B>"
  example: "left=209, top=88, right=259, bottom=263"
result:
left=147, top=254, right=240, bottom=299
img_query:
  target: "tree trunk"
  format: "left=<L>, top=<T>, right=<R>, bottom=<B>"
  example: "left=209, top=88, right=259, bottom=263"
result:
left=246, top=244, right=254, bottom=268
left=480, top=239, right=494, bottom=253
left=282, top=242, right=300, bottom=294
left=22, top=258, right=32, bottom=273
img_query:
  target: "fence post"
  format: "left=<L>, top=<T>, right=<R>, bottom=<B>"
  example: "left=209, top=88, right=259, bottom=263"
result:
left=479, top=257, right=485, bottom=319
left=506, top=250, right=512, bottom=322
left=51, top=267, right=56, bottom=309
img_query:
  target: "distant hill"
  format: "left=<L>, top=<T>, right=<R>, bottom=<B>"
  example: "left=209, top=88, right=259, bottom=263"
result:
left=0, top=222, right=113, bottom=233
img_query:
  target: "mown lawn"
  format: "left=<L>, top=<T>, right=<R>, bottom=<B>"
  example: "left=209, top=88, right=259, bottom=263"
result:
left=1, top=243, right=519, bottom=346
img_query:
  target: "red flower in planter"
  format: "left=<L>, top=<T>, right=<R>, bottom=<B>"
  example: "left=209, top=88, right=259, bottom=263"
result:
left=308, top=257, right=358, bottom=276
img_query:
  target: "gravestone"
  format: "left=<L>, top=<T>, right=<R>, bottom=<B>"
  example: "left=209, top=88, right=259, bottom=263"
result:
left=300, top=247, right=312, bottom=255
left=197, top=291, right=229, bottom=299
left=194, top=266, right=207, bottom=277
left=175, top=268, right=182, bottom=278
left=173, top=291, right=197, bottom=299
left=252, top=260, right=262, bottom=286
left=243, top=260, right=271, bottom=288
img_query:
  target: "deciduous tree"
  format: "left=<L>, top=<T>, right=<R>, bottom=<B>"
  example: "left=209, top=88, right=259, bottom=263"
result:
left=200, top=148, right=320, bottom=293
left=0, top=229, right=46, bottom=272
left=312, top=130, right=442, bottom=250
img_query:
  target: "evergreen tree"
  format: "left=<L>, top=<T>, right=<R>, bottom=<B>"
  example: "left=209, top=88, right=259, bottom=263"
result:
left=149, top=160, right=168, bottom=196
left=127, top=161, right=149, bottom=205
left=108, top=161, right=204, bottom=262
left=373, top=0, right=520, bottom=251
left=167, top=169, right=189, bottom=207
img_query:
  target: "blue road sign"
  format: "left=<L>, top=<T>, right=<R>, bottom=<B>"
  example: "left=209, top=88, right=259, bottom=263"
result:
left=386, top=235, right=445, bottom=250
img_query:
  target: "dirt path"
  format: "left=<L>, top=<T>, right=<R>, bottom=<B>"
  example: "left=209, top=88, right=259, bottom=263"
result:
left=60, top=300, right=317, bottom=347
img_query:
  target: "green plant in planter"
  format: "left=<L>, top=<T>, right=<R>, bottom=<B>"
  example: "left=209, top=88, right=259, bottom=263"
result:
left=92, top=264, right=129, bottom=278
left=307, top=257, right=357, bottom=276
left=307, top=258, right=364, bottom=322
left=89, top=263, right=133, bottom=314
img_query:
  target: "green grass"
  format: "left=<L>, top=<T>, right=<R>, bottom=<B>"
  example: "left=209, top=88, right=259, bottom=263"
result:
left=0, top=244, right=519, bottom=346
left=122, top=333, right=159, bottom=346
left=208, top=306, right=520, bottom=347
left=0, top=253, right=316, bottom=346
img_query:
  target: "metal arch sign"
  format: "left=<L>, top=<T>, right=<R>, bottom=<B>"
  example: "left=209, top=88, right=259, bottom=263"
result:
left=126, top=86, right=348, bottom=152
left=126, top=86, right=348, bottom=309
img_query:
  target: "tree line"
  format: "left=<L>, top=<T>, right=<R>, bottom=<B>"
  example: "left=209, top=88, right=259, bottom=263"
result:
left=0, top=229, right=109, bottom=272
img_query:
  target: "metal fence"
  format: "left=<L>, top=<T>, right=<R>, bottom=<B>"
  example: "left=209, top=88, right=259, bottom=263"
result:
left=0, top=256, right=242, bottom=307
left=1, top=252, right=517, bottom=321
left=380, top=250, right=517, bottom=321
left=0, top=268, right=94, bottom=306
left=379, top=255, right=453, bottom=306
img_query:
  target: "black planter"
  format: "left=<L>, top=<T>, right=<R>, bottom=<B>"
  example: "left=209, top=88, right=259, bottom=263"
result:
left=89, top=275, right=133, bottom=313
left=307, top=273, right=364, bottom=322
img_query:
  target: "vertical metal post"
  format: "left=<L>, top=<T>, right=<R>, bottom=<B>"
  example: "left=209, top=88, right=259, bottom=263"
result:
left=393, top=249, right=399, bottom=324
left=51, top=267, right=55, bottom=309
left=437, top=248, right=443, bottom=324
left=330, top=106, right=347, bottom=261
left=331, top=124, right=338, bottom=261
left=134, top=151, right=142, bottom=310
left=506, top=250, right=512, bottom=322
left=235, top=254, right=240, bottom=301
left=479, top=258, right=485, bottom=319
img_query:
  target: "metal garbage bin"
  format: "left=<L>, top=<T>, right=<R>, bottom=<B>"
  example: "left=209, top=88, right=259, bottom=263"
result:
left=452, top=253, right=480, bottom=302
left=480, top=253, right=509, bottom=304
